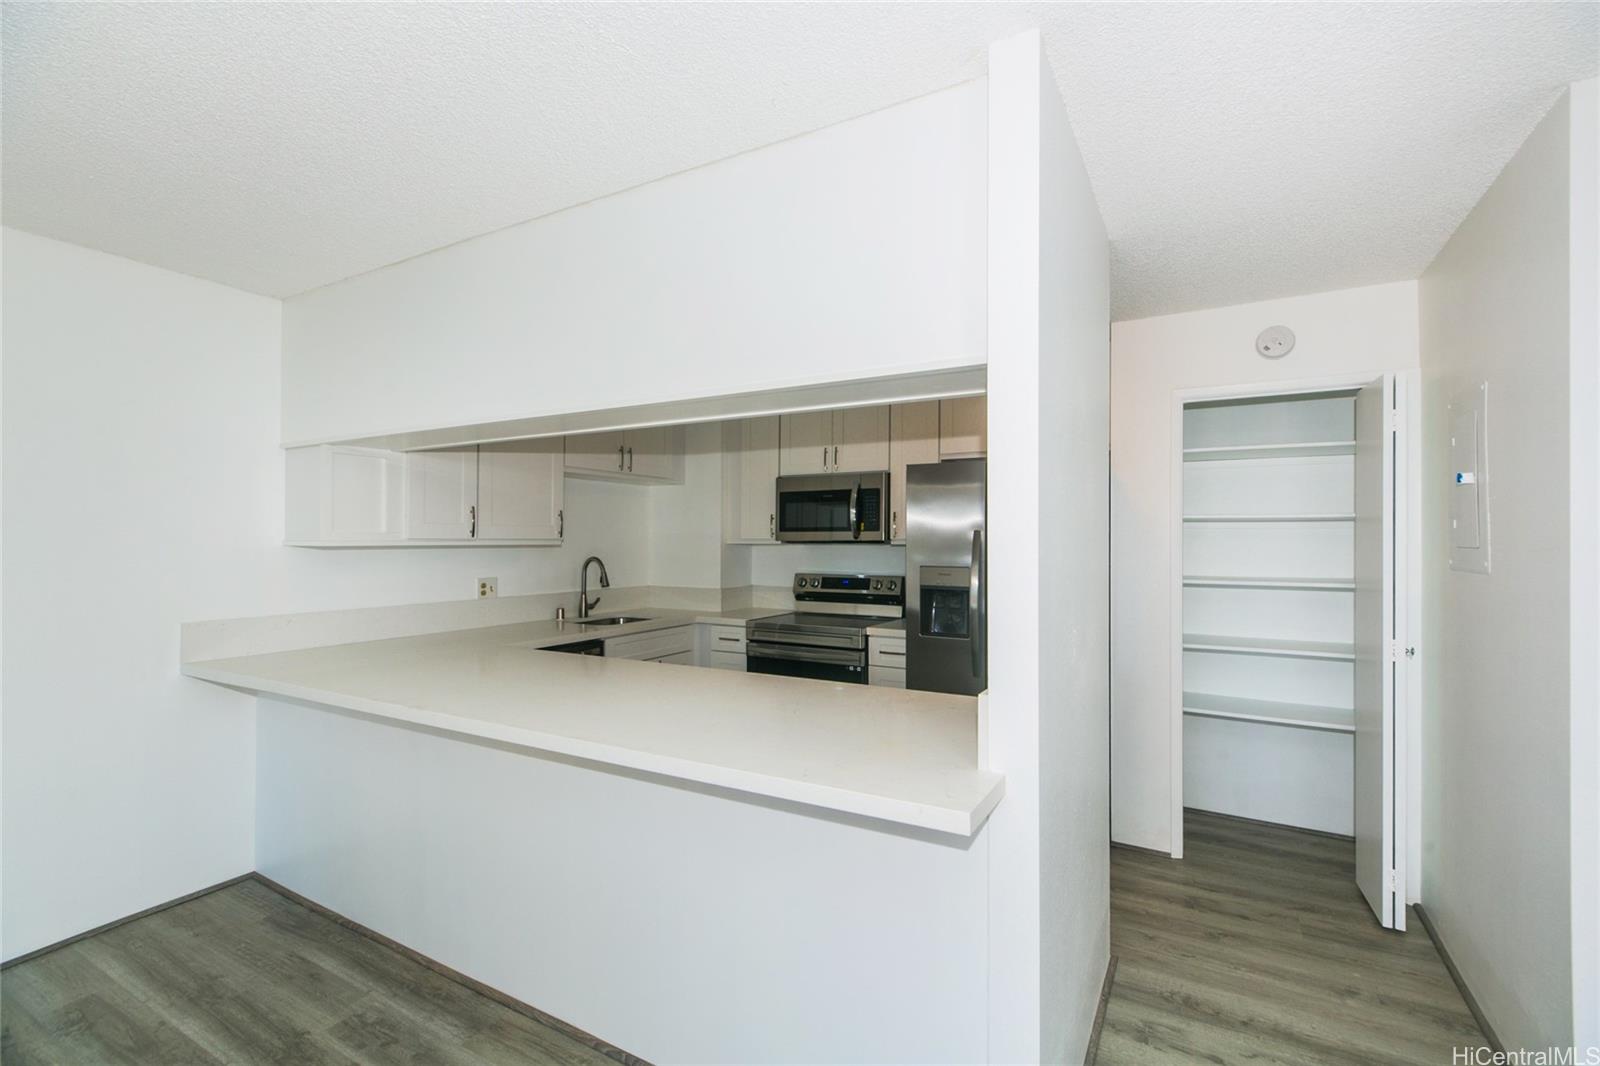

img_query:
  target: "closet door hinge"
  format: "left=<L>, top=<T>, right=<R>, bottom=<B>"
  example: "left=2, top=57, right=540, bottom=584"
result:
left=1389, top=409, right=1401, bottom=431
left=1387, top=870, right=1398, bottom=890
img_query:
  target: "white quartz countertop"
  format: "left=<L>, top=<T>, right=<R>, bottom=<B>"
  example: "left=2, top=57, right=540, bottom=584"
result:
left=182, top=609, right=1002, bottom=836
left=865, top=618, right=907, bottom=637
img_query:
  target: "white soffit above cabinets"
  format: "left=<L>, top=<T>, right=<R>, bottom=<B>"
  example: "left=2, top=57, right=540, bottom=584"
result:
left=2, top=3, right=1594, bottom=318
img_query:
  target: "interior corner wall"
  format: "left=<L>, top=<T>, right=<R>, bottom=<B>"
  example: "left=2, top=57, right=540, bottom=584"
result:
left=279, top=81, right=988, bottom=446
left=1568, top=76, right=1599, bottom=1059
left=1419, top=88, right=1578, bottom=1050
left=0, top=229, right=654, bottom=961
left=1109, top=282, right=1420, bottom=855
left=984, top=29, right=1111, bottom=1065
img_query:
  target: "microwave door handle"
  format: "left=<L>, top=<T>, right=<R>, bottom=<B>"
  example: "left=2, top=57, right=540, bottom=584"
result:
left=970, top=528, right=984, bottom=678
left=849, top=482, right=860, bottom=540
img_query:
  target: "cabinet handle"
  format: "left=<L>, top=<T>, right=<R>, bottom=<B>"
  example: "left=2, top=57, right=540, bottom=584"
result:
left=822, top=447, right=827, bottom=470
left=469, top=504, right=476, bottom=539
left=769, top=513, right=775, bottom=538
left=558, top=509, right=563, bottom=538
left=833, top=444, right=838, bottom=469
left=627, top=446, right=633, bottom=472
left=618, top=444, right=625, bottom=471
left=892, top=510, right=898, bottom=539
left=716, top=636, right=740, bottom=643
left=878, top=649, right=906, bottom=657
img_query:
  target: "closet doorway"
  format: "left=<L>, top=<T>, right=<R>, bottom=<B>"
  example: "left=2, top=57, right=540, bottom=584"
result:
left=1171, top=373, right=1416, bottom=930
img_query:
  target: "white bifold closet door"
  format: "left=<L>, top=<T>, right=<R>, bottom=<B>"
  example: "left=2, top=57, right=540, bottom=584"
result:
left=1354, top=374, right=1401, bottom=930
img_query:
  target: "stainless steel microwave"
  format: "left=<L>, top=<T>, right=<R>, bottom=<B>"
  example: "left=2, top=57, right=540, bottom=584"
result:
left=774, top=472, right=890, bottom=543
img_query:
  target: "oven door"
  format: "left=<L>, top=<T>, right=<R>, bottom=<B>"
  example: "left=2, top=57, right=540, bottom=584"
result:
left=774, top=473, right=889, bottom=543
left=745, top=641, right=867, bottom=684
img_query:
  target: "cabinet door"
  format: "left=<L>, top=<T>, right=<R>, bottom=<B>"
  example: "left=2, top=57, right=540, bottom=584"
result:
left=888, top=403, right=940, bottom=543
left=405, top=448, right=477, bottom=540
left=832, top=406, right=890, bottom=472
left=624, top=425, right=684, bottom=482
left=940, top=397, right=988, bottom=457
left=780, top=411, right=833, bottom=474
left=730, top=417, right=780, bottom=541
left=564, top=430, right=628, bottom=476
left=477, top=439, right=563, bottom=542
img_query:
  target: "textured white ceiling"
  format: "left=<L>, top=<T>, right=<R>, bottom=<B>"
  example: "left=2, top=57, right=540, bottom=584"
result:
left=3, top=3, right=1594, bottom=318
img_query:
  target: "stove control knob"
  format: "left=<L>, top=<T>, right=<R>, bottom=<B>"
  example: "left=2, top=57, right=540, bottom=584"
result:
left=795, top=576, right=805, bottom=587
left=810, top=578, right=822, bottom=589
left=887, top=579, right=898, bottom=592
left=872, top=579, right=883, bottom=591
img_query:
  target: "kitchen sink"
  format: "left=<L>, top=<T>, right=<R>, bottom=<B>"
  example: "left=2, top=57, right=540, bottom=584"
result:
left=579, top=616, right=654, bottom=626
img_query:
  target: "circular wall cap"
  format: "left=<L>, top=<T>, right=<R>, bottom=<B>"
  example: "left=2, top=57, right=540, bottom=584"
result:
left=1255, top=325, right=1295, bottom=359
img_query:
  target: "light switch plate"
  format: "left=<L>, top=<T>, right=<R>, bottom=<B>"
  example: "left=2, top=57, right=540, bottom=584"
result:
left=1448, top=382, right=1490, bottom=574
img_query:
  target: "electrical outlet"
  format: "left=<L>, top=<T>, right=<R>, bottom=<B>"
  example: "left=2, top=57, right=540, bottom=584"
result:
left=477, top=577, right=498, bottom=599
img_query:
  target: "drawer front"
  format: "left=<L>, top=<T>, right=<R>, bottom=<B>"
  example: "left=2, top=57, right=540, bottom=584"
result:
left=605, top=625, right=694, bottom=661
left=702, top=624, right=747, bottom=653
left=706, top=650, right=747, bottom=672
left=869, top=664, right=907, bottom=688
left=651, top=649, right=696, bottom=666
left=868, top=638, right=908, bottom=669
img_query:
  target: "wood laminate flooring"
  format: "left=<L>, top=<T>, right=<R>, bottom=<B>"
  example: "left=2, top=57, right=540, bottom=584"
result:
left=0, top=878, right=622, bottom=1066
left=1097, top=810, right=1488, bottom=1065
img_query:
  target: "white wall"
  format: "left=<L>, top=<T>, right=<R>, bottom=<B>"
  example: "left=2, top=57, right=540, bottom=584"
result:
left=984, top=30, right=1110, bottom=1064
left=1109, top=282, right=1420, bottom=854
left=0, top=230, right=665, bottom=960
left=280, top=81, right=988, bottom=446
left=256, top=696, right=989, bottom=1064
left=1419, top=85, right=1591, bottom=1051
left=1568, top=76, right=1599, bottom=1062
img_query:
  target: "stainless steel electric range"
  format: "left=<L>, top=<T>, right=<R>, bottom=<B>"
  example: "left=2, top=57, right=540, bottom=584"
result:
left=745, top=572, right=903, bottom=684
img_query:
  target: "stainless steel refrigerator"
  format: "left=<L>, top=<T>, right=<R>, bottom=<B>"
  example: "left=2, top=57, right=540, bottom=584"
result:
left=906, top=459, right=986, bottom=695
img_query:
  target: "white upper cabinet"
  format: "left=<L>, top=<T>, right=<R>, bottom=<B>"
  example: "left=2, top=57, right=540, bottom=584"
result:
left=287, top=441, right=563, bottom=547
left=779, top=410, right=834, bottom=475
left=832, top=407, right=890, bottom=472
left=940, top=397, right=987, bottom=458
left=477, top=439, right=564, bottom=542
left=563, top=430, right=628, bottom=477
left=285, top=445, right=406, bottom=546
left=723, top=416, right=780, bottom=543
left=564, top=426, right=684, bottom=483
left=888, top=402, right=940, bottom=543
left=405, top=448, right=478, bottom=540
left=779, top=407, right=890, bottom=475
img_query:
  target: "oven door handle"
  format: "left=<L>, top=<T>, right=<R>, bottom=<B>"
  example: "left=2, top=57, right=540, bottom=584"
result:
left=745, top=641, right=864, bottom=667
left=849, top=481, right=860, bottom=540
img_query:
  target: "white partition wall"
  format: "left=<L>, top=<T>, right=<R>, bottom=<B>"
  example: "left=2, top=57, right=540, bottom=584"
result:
left=984, top=29, right=1111, bottom=1065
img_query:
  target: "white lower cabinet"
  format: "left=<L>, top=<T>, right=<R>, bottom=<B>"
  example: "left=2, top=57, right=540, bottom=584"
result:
left=698, top=623, right=748, bottom=670
left=605, top=625, right=695, bottom=663
left=868, top=634, right=908, bottom=687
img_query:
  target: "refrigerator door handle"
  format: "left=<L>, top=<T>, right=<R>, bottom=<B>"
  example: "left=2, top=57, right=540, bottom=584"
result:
left=970, top=528, right=984, bottom=678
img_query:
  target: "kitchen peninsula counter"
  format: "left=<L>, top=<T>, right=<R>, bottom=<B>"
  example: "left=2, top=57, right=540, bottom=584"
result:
left=182, top=611, right=1002, bottom=835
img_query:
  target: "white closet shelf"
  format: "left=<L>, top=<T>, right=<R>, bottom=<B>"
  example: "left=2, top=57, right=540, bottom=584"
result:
left=1182, top=691, right=1355, bottom=733
left=1182, top=440, right=1356, bottom=462
left=1182, top=633, right=1356, bottom=661
left=1183, top=513, right=1356, bottom=523
left=1183, top=575, right=1356, bottom=591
